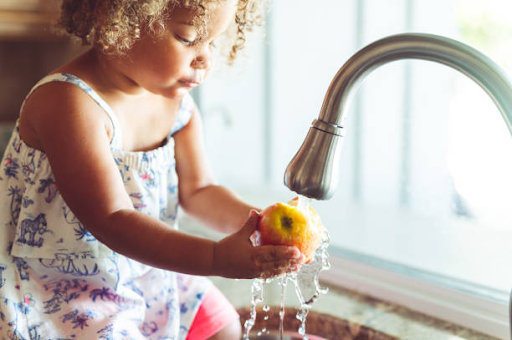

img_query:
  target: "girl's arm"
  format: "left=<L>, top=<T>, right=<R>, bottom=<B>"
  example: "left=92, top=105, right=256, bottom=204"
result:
left=174, top=104, right=257, bottom=234
left=21, top=82, right=302, bottom=279
left=173, top=105, right=308, bottom=278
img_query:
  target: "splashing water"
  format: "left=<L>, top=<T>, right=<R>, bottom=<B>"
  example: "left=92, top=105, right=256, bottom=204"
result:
left=243, top=277, right=265, bottom=339
left=278, top=275, right=288, bottom=339
left=244, top=195, right=331, bottom=339
left=289, top=228, right=330, bottom=340
left=297, top=195, right=311, bottom=214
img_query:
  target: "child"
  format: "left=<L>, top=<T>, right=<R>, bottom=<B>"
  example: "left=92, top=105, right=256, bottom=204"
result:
left=0, top=0, right=305, bottom=338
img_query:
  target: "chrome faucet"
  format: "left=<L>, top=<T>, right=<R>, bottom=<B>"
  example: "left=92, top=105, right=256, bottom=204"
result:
left=283, top=33, right=512, bottom=337
left=284, top=33, right=512, bottom=200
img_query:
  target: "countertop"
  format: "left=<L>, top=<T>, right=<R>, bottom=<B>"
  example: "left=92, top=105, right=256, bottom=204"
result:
left=210, top=276, right=501, bottom=340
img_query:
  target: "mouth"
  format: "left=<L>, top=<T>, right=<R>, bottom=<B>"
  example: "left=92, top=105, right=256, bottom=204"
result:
left=179, top=69, right=206, bottom=89
left=178, top=79, right=201, bottom=89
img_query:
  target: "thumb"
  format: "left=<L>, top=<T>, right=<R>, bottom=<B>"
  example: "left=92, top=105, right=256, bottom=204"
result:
left=239, top=209, right=260, bottom=237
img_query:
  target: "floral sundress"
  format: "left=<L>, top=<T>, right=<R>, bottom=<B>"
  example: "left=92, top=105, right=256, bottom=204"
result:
left=0, top=73, right=211, bottom=339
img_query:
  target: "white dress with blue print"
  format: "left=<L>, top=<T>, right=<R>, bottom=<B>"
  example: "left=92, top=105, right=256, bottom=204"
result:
left=0, top=74, right=211, bottom=339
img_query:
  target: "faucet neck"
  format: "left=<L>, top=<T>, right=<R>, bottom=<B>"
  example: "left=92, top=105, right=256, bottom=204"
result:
left=319, top=33, right=512, bottom=134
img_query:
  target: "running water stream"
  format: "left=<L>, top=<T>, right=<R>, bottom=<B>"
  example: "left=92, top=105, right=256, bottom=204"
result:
left=243, top=195, right=331, bottom=340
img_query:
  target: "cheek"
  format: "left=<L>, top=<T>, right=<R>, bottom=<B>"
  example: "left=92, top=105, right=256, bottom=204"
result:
left=160, top=48, right=193, bottom=74
left=139, top=39, right=185, bottom=71
left=146, top=53, right=183, bottom=79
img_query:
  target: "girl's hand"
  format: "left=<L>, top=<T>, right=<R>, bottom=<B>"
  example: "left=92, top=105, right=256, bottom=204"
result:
left=212, top=210, right=306, bottom=279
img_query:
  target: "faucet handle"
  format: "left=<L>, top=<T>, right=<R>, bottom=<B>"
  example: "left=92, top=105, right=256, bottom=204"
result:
left=284, top=120, right=345, bottom=200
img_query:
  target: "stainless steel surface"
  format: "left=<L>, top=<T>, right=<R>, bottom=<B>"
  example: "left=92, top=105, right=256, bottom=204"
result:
left=282, top=33, right=512, bottom=335
left=282, top=123, right=344, bottom=200
left=284, top=33, right=512, bottom=200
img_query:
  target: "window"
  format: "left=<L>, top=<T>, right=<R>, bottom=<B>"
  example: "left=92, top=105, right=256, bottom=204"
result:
left=194, top=0, right=512, bottom=337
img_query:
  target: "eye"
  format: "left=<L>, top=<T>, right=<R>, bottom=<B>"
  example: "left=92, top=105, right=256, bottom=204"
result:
left=175, top=34, right=196, bottom=46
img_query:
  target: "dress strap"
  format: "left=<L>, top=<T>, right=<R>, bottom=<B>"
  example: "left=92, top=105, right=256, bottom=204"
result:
left=169, top=93, right=195, bottom=137
left=21, top=73, right=123, bottom=150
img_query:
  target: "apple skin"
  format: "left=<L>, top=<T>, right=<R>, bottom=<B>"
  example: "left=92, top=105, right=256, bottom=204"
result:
left=258, top=200, right=325, bottom=263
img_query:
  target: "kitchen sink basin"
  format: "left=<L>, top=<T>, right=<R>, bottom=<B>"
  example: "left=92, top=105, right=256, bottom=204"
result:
left=238, top=307, right=398, bottom=340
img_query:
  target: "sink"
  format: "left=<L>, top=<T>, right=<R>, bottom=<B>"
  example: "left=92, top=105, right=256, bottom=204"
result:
left=238, top=307, right=399, bottom=340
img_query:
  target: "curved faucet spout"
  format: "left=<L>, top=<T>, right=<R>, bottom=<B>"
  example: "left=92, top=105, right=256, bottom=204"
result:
left=320, top=33, right=512, bottom=128
left=284, top=33, right=512, bottom=200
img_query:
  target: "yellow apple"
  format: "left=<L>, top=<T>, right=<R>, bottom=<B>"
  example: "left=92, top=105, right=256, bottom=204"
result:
left=258, top=198, right=325, bottom=263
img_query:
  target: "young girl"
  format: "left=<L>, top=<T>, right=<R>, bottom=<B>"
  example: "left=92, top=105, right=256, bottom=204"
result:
left=0, top=0, right=305, bottom=338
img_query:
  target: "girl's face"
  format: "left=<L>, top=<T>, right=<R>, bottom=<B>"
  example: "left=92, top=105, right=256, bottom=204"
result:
left=119, top=0, right=237, bottom=99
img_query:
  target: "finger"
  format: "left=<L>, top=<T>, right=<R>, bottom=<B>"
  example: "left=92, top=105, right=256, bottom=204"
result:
left=258, top=261, right=302, bottom=279
left=258, top=266, right=286, bottom=279
left=240, top=210, right=261, bottom=237
left=254, top=245, right=301, bottom=262
left=256, top=246, right=301, bottom=263
left=254, top=253, right=304, bottom=268
left=270, top=260, right=303, bottom=273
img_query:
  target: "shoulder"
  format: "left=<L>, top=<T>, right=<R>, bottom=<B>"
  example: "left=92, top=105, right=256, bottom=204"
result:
left=19, top=76, right=113, bottom=151
left=23, top=77, right=102, bottom=114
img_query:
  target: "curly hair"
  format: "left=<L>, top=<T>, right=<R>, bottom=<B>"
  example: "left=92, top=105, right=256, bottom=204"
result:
left=57, top=0, right=264, bottom=62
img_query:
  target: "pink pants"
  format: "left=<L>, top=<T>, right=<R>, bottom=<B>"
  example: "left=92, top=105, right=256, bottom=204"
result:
left=186, top=284, right=240, bottom=340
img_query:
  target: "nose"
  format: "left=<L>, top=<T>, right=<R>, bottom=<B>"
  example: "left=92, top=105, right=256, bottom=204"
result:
left=191, top=46, right=212, bottom=70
